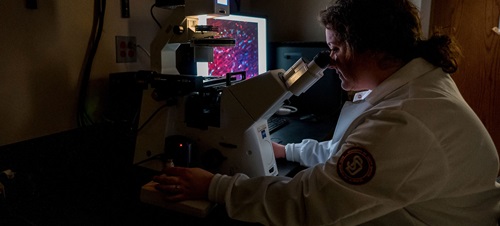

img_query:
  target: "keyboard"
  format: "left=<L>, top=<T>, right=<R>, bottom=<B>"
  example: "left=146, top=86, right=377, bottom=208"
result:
left=268, top=116, right=289, bottom=134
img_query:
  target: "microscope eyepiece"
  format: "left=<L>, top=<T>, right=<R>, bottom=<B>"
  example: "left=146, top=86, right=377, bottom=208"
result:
left=313, top=50, right=331, bottom=69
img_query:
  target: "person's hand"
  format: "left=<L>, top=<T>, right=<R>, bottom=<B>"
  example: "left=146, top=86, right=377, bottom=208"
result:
left=272, top=142, right=286, bottom=159
left=153, top=167, right=214, bottom=202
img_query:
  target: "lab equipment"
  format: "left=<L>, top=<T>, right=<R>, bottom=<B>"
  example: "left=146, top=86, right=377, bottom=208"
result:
left=150, top=0, right=234, bottom=75
left=135, top=51, right=330, bottom=177
left=135, top=0, right=330, bottom=177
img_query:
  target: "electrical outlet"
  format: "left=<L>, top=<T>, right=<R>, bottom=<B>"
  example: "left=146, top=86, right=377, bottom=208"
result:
left=115, top=36, right=137, bottom=63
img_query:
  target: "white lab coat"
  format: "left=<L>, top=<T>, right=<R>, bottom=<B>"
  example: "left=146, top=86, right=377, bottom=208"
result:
left=208, top=58, right=500, bottom=225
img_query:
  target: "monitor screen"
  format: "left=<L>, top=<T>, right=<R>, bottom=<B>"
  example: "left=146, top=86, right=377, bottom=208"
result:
left=196, top=15, right=267, bottom=79
left=217, top=0, right=228, bottom=6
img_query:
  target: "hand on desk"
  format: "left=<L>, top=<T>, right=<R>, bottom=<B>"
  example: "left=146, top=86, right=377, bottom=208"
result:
left=153, top=167, right=214, bottom=202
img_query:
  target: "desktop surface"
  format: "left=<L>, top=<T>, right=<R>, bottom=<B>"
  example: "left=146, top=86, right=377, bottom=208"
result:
left=270, top=113, right=338, bottom=177
left=270, top=113, right=336, bottom=145
left=0, top=111, right=339, bottom=225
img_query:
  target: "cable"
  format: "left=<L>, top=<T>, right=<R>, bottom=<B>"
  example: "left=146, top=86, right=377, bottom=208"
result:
left=275, top=105, right=298, bottom=116
left=77, top=0, right=106, bottom=127
left=136, top=44, right=151, bottom=57
left=77, top=0, right=99, bottom=127
left=282, top=105, right=298, bottom=113
left=135, top=103, right=169, bottom=133
left=150, top=4, right=162, bottom=29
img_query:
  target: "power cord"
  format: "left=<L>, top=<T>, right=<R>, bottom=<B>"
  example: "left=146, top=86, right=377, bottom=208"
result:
left=136, top=44, right=151, bottom=57
left=77, top=0, right=106, bottom=127
left=135, top=103, right=168, bottom=133
left=275, top=105, right=298, bottom=116
left=150, top=3, right=162, bottom=29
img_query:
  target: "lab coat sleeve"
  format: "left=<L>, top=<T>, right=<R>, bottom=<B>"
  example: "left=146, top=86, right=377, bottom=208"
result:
left=285, top=139, right=338, bottom=167
left=207, top=109, right=450, bottom=226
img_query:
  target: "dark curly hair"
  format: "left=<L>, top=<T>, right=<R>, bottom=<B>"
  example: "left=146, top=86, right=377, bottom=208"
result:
left=319, top=0, right=461, bottom=73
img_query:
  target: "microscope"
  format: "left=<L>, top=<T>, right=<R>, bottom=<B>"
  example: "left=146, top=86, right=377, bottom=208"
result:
left=136, top=0, right=330, bottom=216
left=133, top=0, right=331, bottom=178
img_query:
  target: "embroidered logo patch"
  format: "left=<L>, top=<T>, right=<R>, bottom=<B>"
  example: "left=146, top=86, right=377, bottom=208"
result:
left=337, top=147, right=376, bottom=185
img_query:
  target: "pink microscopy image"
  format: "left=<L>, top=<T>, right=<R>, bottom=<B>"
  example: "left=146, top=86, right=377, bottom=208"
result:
left=207, top=19, right=259, bottom=78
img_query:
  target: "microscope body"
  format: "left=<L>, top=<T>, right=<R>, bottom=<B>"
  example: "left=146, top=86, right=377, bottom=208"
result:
left=160, top=53, right=328, bottom=177
left=162, top=69, right=289, bottom=177
left=134, top=0, right=330, bottom=177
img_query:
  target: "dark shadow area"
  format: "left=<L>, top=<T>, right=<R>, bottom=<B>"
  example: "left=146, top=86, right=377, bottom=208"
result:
left=0, top=124, right=255, bottom=225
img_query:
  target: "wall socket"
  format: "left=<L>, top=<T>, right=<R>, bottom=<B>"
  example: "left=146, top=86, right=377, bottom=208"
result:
left=115, top=36, right=137, bottom=63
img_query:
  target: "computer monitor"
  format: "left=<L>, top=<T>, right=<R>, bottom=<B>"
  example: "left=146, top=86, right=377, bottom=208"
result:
left=196, top=15, right=267, bottom=79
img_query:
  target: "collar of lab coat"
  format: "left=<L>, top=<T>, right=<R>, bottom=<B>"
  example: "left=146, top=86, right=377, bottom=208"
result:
left=352, top=90, right=373, bottom=102
left=365, top=58, right=437, bottom=105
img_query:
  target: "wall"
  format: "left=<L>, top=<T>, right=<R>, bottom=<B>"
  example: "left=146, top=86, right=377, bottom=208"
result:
left=242, top=0, right=331, bottom=42
left=408, top=0, right=432, bottom=37
left=241, top=0, right=430, bottom=41
left=0, top=0, right=162, bottom=145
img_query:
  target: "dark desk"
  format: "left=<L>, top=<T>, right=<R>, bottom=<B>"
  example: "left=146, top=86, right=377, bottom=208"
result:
left=0, top=125, right=254, bottom=226
left=271, top=113, right=337, bottom=177
left=0, top=114, right=337, bottom=225
left=270, top=113, right=336, bottom=145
